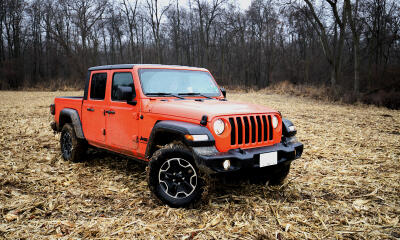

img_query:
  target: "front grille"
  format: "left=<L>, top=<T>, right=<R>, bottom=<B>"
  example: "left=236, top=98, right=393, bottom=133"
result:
left=229, top=114, right=274, bottom=146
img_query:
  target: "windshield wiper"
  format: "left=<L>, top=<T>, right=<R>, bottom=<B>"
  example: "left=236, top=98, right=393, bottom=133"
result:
left=178, top=92, right=213, bottom=99
left=146, top=92, right=185, bottom=99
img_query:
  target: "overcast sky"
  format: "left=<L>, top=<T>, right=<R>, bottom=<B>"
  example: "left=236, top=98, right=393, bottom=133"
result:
left=158, top=0, right=253, bottom=11
left=233, top=0, right=252, bottom=10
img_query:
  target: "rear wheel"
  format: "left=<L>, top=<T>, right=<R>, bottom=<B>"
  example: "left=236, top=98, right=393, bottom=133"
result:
left=147, top=143, right=205, bottom=208
left=60, top=123, right=87, bottom=162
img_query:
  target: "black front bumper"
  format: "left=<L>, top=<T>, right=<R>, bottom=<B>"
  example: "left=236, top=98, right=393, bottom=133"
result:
left=193, top=141, right=303, bottom=174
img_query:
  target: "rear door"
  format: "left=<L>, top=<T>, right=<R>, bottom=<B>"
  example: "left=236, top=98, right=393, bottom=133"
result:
left=106, top=71, right=139, bottom=155
left=82, top=71, right=109, bottom=146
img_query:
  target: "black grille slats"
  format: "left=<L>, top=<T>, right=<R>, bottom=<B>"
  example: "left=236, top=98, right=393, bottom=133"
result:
left=229, top=114, right=274, bottom=146
left=256, top=116, right=262, bottom=142
left=229, top=118, right=236, bottom=145
left=250, top=116, right=256, bottom=143
left=236, top=117, right=243, bottom=144
left=243, top=117, right=250, bottom=144
left=262, top=115, right=268, bottom=141
left=267, top=115, right=273, bottom=140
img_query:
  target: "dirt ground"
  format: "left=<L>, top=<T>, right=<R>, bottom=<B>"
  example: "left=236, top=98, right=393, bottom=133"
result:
left=0, top=91, right=399, bottom=239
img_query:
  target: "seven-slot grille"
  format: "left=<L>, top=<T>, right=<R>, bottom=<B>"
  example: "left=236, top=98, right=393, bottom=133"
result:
left=228, top=114, right=274, bottom=146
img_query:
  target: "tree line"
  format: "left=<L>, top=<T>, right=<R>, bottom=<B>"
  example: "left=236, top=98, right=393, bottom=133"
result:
left=0, top=0, right=399, bottom=97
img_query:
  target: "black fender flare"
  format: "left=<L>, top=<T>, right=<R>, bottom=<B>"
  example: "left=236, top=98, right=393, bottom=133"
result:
left=282, top=118, right=297, bottom=137
left=145, top=120, right=215, bottom=158
left=59, top=108, right=85, bottom=139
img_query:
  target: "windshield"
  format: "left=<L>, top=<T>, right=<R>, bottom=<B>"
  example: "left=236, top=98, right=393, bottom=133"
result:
left=139, top=69, right=221, bottom=96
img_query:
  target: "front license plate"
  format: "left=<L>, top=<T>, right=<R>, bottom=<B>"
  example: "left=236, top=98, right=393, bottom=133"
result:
left=259, top=152, right=277, bottom=167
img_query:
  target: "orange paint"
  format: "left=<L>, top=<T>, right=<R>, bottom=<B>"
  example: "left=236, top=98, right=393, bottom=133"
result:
left=53, top=65, right=282, bottom=161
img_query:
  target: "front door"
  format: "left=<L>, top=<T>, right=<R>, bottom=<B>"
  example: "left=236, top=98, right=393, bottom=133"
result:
left=106, top=71, right=139, bottom=155
left=82, top=72, right=108, bottom=147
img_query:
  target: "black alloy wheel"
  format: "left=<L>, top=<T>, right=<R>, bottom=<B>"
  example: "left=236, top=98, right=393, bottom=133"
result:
left=158, top=158, right=198, bottom=199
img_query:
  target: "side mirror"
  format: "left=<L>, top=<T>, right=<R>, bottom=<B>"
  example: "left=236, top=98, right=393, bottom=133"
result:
left=220, top=87, right=226, bottom=98
left=117, top=86, right=137, bottom=105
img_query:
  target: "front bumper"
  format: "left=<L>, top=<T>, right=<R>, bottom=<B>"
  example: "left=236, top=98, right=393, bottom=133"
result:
left=193, top=140, right=303, bottom=174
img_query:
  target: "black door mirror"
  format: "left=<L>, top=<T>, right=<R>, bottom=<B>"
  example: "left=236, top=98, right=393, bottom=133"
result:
left=220, top=87, right=226, bottom=98
left=117, top=86, right=137, bottom=105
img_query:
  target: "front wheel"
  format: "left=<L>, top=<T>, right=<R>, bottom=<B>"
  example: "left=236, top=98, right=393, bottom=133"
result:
left=147, top=143, right=205, bottom=208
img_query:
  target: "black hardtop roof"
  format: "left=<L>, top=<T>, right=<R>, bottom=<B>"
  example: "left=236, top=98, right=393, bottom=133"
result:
left=88, top=64, right=207, bottom=71
left=88, top=64, right=135, bottom=71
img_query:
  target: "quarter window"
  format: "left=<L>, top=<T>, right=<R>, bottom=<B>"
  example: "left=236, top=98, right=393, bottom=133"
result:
left=112, top=72, right=134, bottom=101
left=90, top=73, right=107, bottom=100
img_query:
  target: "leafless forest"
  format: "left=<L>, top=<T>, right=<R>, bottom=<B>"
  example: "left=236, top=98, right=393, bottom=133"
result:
left=0, top=0, right=400, bottom=107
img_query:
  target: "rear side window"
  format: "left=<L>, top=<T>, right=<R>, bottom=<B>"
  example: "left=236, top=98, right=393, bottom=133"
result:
left=90, top=73, right=107, bottom=100
left=112, top=72, right=135, bottom=101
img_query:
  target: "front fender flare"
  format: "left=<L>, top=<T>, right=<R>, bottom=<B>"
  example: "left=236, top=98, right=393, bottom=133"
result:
left=282, top=118, right=297, bottom=137
left=145, top=120, right=215, bottom=158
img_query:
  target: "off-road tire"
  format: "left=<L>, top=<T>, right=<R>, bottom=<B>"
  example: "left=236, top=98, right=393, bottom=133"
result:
left=147, top=143, right=205, bottom=208
left=60, top=123, right=87, bottom=162
left=251, top=162, right=291, bottom=186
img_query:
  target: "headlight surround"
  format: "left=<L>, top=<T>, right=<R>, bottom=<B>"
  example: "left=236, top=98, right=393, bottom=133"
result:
left=213, top=119, right=225, bottom=135
left=272, top=115, right=279, bottom=129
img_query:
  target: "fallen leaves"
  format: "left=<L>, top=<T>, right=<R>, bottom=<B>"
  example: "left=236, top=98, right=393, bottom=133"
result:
left=4, top=211, right=18, bottom=222
left=0, top=90, right=399, bottom=239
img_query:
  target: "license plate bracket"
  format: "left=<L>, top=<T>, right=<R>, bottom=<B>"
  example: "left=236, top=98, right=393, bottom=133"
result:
left=259, top=152, right=277, bottom=167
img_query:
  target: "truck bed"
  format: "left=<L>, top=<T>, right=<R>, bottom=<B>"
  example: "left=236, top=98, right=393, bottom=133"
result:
left=54, top=96, right=83, bottom=124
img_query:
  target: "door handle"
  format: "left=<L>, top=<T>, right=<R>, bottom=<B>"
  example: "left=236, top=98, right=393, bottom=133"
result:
left=105, top=110, right=115, bottom=114
left=87, top=108, right=94, bottom=112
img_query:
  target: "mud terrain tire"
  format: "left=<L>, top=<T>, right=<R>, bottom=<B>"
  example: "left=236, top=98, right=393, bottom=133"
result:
left=60, top=123, right=87, bottom=162
left=147, top=143, right=205, bottom=208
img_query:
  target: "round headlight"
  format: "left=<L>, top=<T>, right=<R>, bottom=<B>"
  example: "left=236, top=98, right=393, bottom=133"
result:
left=272, top=116, right=279, bottom=129
left=213, top=119, right=225, bottom=135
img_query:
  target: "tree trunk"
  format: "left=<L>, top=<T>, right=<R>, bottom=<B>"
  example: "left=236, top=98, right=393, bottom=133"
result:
left=353, top=39, right=360, bottom=93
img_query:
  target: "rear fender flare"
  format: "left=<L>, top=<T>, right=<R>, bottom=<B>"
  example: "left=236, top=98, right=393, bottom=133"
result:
left=59, top=108, right=85, bottom=139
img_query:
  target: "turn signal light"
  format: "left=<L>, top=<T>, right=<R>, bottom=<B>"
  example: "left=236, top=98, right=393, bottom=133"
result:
left=184, top=134, right=209, bottom=141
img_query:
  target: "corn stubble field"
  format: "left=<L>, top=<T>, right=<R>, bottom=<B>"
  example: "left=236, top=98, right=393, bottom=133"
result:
left=0, top=90, right=399, bottom=239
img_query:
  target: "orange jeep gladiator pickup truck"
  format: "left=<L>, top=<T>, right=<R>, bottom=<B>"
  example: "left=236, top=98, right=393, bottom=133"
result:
left=50, top=64, right=303, bottom=207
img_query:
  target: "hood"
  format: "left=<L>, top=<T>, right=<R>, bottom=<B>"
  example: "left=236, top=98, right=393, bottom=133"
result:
left=143, top=99, right=277, bottom=120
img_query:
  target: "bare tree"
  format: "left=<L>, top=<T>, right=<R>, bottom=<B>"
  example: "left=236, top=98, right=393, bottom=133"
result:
left=345, top=0, right=362, bottom=93
left=193, top=0, right=226, bottom=66
left=121, top=0, right=139, bottom=62
left=303, top=0, right=347, bottom=87
left=0, top=0, right=399, bottom=109
left=145, top=0, right=171, bottom=63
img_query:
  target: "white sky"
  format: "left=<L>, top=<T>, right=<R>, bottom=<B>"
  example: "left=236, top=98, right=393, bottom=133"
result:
left=158, top=0, right=253, bottom=11
left=233, top=0, right=252, bottom=10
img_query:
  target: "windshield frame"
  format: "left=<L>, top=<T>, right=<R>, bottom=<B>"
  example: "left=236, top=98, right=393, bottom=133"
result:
left=138, top=68, right=222, bottom=98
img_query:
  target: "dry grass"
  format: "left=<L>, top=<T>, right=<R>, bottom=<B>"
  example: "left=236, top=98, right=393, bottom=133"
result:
left=0, top=90, right=399, bottom=239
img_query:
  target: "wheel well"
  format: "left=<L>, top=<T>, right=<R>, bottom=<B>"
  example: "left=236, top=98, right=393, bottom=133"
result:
left=59, top=114, right=72, bottom=131
left=147, top=131, right=184, bottom=158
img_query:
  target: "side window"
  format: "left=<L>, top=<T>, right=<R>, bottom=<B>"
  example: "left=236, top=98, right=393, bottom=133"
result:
left=90, top=73, right=107, bottom=100
left=112, top=72, right=135, bottom=101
